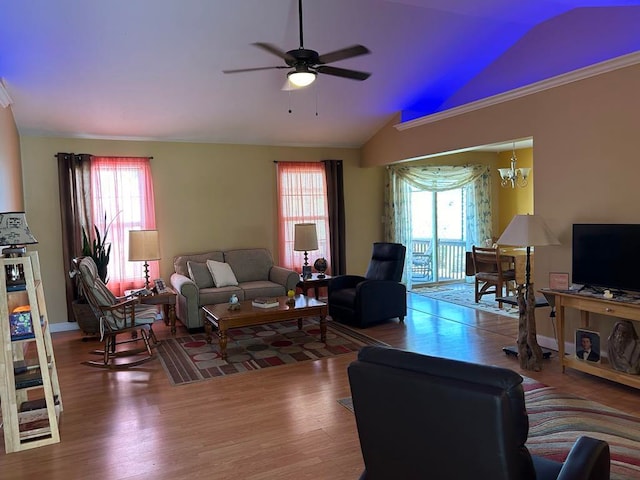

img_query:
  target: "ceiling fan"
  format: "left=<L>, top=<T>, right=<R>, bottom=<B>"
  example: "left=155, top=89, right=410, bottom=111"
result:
left=223, top=0, right=371, bottom=88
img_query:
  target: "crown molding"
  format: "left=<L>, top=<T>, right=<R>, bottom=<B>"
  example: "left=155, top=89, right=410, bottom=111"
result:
left=0, top=79, right=13, bottom=108
left=395, top=51, right=640, bottom=132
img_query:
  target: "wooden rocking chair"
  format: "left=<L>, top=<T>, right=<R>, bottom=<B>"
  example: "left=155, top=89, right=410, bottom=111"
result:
left=72, top=257, right=159, bottom=369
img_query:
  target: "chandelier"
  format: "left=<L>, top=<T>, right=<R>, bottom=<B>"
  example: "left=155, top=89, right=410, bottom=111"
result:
left=498, top=143, right=530, bottom=188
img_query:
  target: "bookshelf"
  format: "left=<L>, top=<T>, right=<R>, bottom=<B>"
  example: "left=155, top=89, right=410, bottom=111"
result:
left=0, top=251, right=63, bottom=453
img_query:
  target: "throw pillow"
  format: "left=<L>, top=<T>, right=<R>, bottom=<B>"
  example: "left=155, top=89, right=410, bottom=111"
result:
left=187, top=261, right=215, bottom=289
left=206, top=260, right=239, bottom=288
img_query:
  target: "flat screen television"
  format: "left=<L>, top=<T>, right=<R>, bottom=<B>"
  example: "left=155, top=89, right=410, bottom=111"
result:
left=572, top=223, right=640, bottom=293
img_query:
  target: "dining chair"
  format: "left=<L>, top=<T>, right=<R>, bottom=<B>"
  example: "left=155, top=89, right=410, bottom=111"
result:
left=472, top=245, right=516, bottom=308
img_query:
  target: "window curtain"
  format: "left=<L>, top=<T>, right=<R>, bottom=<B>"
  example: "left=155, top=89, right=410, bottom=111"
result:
left=385, top=164, right=492, bottom=287
left=322, top=160, right=346, bottom=275
left=276, top=162, right=332, bottom=273
left=90, top=156, right=158, bottom=296
left=57, top=153, right=93, bottom=321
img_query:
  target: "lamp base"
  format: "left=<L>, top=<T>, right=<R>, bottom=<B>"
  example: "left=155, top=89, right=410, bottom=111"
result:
left=503, top=346, right=552, bottom=359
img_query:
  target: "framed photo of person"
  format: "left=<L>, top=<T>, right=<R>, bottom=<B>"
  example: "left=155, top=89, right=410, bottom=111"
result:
left=575, top=329, right=601, bottom=363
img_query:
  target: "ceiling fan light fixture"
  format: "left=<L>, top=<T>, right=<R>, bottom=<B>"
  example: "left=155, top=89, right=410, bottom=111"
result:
left=288, top=70, right=316, bottom=87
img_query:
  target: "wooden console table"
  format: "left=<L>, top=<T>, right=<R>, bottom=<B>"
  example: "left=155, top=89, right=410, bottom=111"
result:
left=544, top=289, right=640, bottom=389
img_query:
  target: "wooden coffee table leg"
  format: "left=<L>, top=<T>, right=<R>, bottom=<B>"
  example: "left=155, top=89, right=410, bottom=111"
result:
left=319, top=314, right=327, bottom=342
left=219, top=326, right=228, bottom=361
left=204, top=319, right=212, bottom=343
left=298, top=318, right=302, bottom=330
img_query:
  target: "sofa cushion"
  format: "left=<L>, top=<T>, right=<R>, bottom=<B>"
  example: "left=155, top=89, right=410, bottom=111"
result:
left=239, top=280, right=287, bottom=300
left=207, top=260, right=239, bottom=287
left=187, top=261, right=214, bottom=289
left=174, top=251, right=224, bottom=277
left=199, top=286, right=244, bottom=306
left=224, top=248, right=273, bottom=283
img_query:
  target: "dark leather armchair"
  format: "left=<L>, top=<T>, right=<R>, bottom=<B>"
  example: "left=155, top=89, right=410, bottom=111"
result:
left=348, top=346, right=610, bottom=480
left=328, top=243, right=406, bottom=328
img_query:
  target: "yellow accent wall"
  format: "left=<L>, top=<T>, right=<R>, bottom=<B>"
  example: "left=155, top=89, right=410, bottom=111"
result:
left=496, top=147, right=534, bottom=233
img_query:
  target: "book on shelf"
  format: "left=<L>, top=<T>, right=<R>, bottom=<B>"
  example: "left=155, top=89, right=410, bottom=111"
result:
left=20, top=395, right=60, bottom=412
left=18, top=405, right=61, bottom=440
left=251, top=297, right=279, bottom=308
left=13, top=359, right=41, bottom=375
left=9, top=311, right=34, bottom=340
left=14, top=370, right=43, bottom=389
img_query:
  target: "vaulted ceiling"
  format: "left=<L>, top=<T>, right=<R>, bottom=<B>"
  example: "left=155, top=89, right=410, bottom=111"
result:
left=2, top=0, right=639, bottom=148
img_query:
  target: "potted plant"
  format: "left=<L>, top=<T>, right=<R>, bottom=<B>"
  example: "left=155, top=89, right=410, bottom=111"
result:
left=72, top=213, right=115, bottom=337
left=81, top=212, right=112, bottom=283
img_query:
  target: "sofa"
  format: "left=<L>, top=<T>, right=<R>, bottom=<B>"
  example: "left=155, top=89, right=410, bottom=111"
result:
left=170, top=248, right=299, bottom=330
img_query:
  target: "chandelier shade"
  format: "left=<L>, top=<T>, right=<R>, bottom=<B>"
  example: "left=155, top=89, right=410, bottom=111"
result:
left=498, top=143, right=530, bottom=188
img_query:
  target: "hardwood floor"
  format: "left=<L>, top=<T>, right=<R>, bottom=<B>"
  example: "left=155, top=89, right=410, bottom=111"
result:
left=2, top=292, right=639, bottom=479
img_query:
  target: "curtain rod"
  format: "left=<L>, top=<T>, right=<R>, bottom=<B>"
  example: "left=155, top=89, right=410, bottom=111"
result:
left=54, top=154, right=154, bottom=159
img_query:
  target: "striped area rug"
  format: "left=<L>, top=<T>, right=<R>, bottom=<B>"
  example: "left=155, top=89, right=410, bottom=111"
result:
left=158, top=317, right=387, bottom=386
left=523, top=377, right=640, bottom=479
left=339, top=376, right=640, bottom=479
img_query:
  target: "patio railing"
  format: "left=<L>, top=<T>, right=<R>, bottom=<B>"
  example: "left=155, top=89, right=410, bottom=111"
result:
left=410, top=238, right=467, bottom=284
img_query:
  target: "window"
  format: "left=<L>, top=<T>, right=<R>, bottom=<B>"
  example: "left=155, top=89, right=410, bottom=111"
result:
left=91, top=156, right=157, bottom=295
left=277, top=162, right=331, bottom=273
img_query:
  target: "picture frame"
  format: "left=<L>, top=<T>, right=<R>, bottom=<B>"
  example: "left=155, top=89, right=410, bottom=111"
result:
left=575, top=328, right=601, bottom=363
left=153, top=278, right=168, bottom=293
left=301, top=265, right=312, bottom=280
left=549, top=272, right=570, bottom=290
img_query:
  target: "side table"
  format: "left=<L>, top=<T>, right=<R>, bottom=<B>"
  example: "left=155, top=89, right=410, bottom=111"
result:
left=297, top=273, right=332, bottom=299
left=126, top=288, right=178, bottom=333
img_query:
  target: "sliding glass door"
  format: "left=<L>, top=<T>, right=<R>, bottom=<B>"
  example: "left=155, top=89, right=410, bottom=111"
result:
left=410, top=186, right=467, bottom=286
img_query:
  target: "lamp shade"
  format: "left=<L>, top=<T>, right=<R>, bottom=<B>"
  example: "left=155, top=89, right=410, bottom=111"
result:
left=0, top=212, right=38, bottom=247
left=294, top=223, right=318, bottom=251
left=128, top=229, right=160, bottom=261
left=497, top=214, right=560, bottom=247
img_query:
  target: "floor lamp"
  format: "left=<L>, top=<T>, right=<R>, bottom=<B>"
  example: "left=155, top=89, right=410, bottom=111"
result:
left=498, top=214, right=559, bottom=371
left=128, top=229, right=160, bottom=290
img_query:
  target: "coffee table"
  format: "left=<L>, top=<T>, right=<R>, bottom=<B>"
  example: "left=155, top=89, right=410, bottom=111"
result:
left=202, top=295, right=328, bottom=361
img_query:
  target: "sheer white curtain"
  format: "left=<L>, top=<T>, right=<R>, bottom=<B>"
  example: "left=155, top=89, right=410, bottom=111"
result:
left=384, top=164, right=492, bottom=287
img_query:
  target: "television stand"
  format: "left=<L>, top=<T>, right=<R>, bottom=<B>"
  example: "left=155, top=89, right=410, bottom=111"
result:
left=543, top=289, right=640, bottom=390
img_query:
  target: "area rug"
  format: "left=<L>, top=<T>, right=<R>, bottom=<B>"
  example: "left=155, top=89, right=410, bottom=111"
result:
left=338, top=376, right=640, bottom=479
left=158, top=318, right=387, bottom=385
left=412, top=282, right=519, bottom=318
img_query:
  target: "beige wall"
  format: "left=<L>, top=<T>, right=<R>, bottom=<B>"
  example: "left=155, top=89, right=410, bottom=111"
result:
left=364, top=62, right=640, bottom=347
left=0, top=106, right=23, bottom=211
left=18, top=137, right=384, bottom=326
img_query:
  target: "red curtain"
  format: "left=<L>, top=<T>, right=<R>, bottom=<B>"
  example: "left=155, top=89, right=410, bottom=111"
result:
left=276, top=162, right=331, bottom=273
left=91, top=156, right=158, bottom=296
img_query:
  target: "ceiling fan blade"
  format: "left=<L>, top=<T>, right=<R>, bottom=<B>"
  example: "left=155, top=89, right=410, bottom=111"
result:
left=253, top=42, right=296, bottom=63
left=223, top=66, right=288, bottom=74
left=316, top=65, right=370, bottom=81
left=317, top=45, right=370, bottom=64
